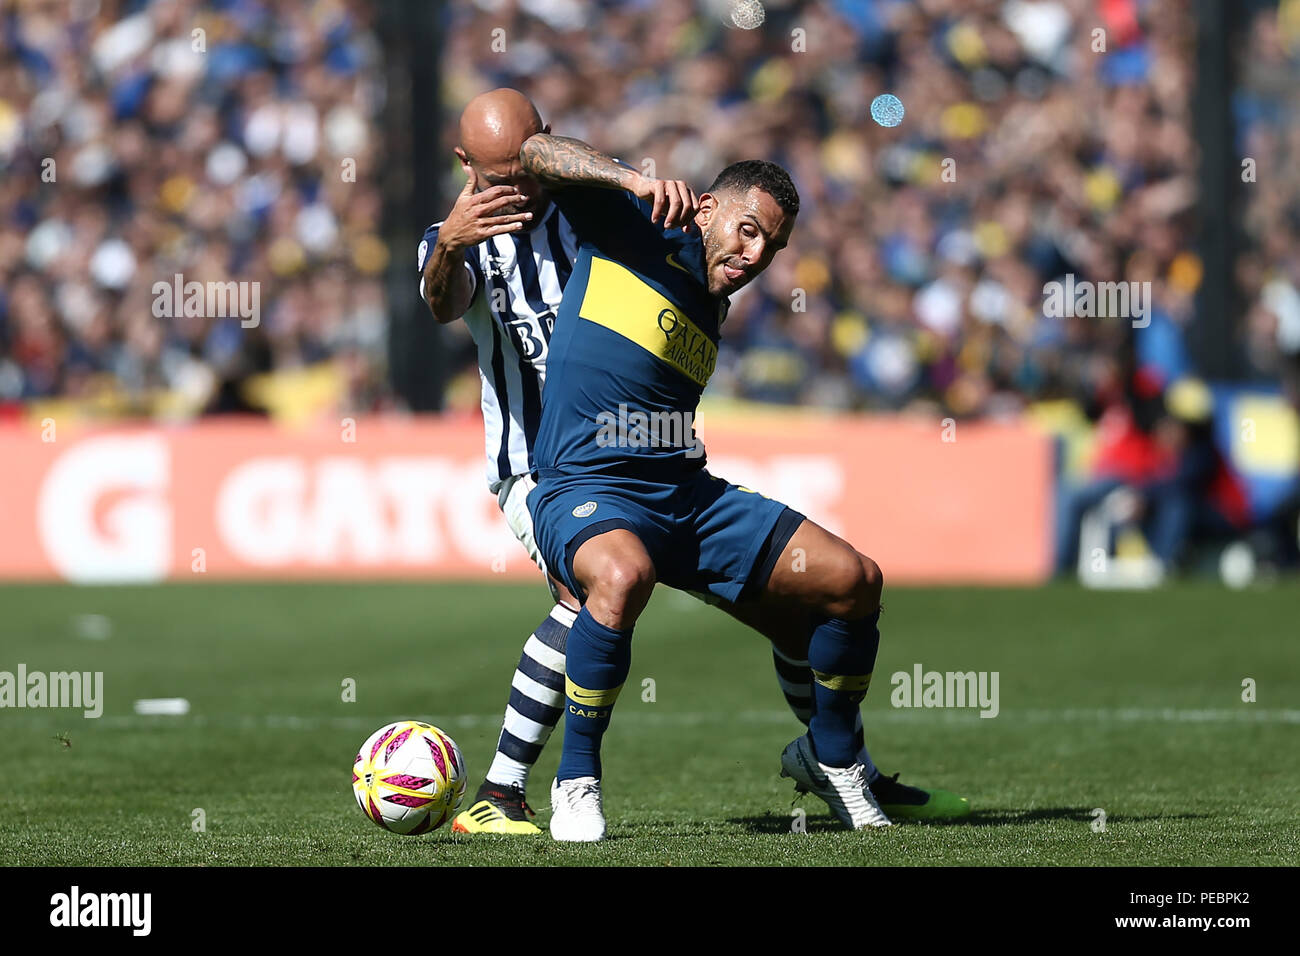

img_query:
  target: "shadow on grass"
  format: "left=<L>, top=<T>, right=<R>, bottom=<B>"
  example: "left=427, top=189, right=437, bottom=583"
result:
left=729, top=806, right=1211, bottom=833
left=728, top=811, right=877, bottom=834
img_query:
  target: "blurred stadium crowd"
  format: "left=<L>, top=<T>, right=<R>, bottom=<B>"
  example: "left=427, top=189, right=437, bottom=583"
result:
left=2, top=0, right=1298, bottom=572
left=441, top=0, right=1300, bottom=417
left=0, top=0, right=389, bottom=419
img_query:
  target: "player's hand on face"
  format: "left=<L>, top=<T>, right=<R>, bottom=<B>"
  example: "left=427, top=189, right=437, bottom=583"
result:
left=437, top=164, right=534, bottom=252
left=636, top=176, right=699, bottom=232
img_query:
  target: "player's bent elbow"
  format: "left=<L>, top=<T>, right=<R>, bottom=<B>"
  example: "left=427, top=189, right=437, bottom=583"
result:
left=518, top=134, right=550, bottom=177
left=425, top=291, right=467, bottom=325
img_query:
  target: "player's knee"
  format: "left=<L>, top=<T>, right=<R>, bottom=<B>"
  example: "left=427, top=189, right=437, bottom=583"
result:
left=588, top=551, right=656, bottom=624
left=823, top=550, right=881, bottom=620
left=604, top=553, right=655, bottom=600
left=859, top=553, right=883, bottom=611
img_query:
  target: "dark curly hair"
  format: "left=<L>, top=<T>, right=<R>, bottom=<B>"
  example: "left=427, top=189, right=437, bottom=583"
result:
left=706, top=160, right=800, bottom=216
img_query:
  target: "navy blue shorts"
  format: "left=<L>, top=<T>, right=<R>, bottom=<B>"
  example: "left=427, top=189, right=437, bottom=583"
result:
left=528, top=469, right=805, bottom=605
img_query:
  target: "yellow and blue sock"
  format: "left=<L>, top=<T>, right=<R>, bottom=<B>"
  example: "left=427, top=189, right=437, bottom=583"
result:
left=772, top=645, right=879, bottom=780
left=807, top=609, right=880, bottom=767
left=556, top=607, right=631, bottom=782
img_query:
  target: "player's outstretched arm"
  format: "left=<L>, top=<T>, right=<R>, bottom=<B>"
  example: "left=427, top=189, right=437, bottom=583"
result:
left=423, top=166, right=533, bottom=324
left=520, top=133, right=698, bottom=230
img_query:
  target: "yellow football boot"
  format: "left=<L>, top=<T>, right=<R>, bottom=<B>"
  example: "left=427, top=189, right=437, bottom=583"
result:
left=451, top=781, right=543, bottom=835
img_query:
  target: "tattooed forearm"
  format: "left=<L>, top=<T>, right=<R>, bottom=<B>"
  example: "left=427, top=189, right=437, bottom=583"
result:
left=422, top=239, right=471, bottom=324
left=519, top=134, right=639, bottom=191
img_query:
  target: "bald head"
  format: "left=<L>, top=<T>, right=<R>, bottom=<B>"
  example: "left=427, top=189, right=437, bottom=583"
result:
left=455, top=88, right=550, bottom=219
left=459, top=88, right=545, bottom=167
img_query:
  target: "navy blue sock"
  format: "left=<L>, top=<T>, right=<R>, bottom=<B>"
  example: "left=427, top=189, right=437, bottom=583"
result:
left=807, top=610, right=880, bottom=767
left=556, top=607, right=632, bottom=782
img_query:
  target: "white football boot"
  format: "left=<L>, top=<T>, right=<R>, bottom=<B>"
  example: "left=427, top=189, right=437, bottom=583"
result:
left=780, top=734, right=892, bottom=829
left=549, top=776, right=607, bottom=842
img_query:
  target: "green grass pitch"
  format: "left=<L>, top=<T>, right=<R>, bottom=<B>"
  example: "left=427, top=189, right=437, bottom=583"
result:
left=0, top=580, right=1296, bottom=866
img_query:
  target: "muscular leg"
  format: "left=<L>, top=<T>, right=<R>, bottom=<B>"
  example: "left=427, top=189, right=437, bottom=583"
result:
left=713, top=598, right=813, bottom=660
left=572, top=530, right=656, bottom=629
left=556, top=529, right=655, bottom=782
left=715, top=592, right=879, bottom=781
left=475, top=466, right=585, bottom=804
left=481, top=576, right=580, bottom=794
left=763, top=520, right=882, bottom=619
left=761, top=519, right=882, bottom=767
left=735, top=525, right=970, bottom=820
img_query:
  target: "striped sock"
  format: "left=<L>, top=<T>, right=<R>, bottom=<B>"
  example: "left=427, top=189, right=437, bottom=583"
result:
left=484, top=603, right=577, bottom=791
left=772, top=645, right=879, bottom=782
left=771, top=645, right=814, bottom=725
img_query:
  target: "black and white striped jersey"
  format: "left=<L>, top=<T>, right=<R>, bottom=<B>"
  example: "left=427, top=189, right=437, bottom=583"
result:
left=418, top=201, right=579, bottom=491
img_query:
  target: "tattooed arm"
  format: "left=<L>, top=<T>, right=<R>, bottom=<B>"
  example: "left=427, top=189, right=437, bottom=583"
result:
left=520, top=133, right=699, bottom=231
left=519, top=134, right=638, bottom=190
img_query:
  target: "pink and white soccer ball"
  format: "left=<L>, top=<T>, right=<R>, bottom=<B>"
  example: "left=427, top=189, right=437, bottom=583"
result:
left=352, top=721, right=467, bottom=835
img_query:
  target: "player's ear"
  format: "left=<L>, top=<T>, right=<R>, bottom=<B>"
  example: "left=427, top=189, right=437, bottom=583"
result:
left=696, top=193, right=717, bottom=229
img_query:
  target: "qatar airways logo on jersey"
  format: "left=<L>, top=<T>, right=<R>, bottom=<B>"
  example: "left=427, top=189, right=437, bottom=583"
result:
left=657, top=308, right=717, bottom=385
left=594, top=404, right=705, bottom=458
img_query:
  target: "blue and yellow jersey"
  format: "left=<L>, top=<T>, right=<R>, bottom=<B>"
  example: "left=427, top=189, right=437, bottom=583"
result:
left=533, top=184, right=729, bottom=482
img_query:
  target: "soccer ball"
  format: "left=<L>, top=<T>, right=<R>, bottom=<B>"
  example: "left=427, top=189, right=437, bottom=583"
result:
left=352, top=721, right=467, bottom=835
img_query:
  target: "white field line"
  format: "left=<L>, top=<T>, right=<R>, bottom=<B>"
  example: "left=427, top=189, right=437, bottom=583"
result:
left=2, top=707, right=1297, bottom=730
